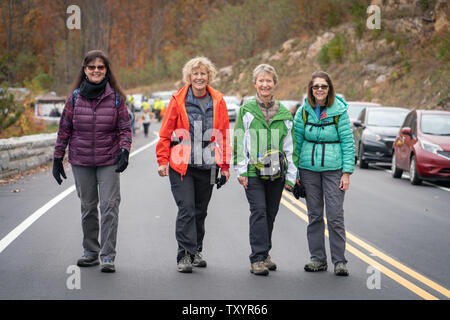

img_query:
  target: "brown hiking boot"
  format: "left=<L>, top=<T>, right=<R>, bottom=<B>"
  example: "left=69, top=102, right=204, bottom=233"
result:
left=250, top=261, right=269, bottom=276
left=304, top=260, right=328, bottom=272
left=264, top=255, right=277, bottom=271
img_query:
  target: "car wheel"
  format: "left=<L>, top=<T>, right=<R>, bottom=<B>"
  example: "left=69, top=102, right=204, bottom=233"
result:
left=358, top=144, right=369, bottom=169
left=391, top=152, right=403, bottom=178
left=409, top=155, right=422, bottom=185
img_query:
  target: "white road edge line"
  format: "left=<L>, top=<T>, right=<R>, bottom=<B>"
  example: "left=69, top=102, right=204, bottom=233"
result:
left=0, top=135, right=160, bottom=254
left=372, top=165, right=450, bottom=193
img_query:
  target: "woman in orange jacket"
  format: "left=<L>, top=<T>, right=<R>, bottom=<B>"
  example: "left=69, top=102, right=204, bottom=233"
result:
left=156, top=56, right=231, bottom=273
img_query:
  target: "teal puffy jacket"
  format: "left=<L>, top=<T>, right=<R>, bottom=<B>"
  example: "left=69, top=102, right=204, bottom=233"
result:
left=293, top=95, right=355, bottom=173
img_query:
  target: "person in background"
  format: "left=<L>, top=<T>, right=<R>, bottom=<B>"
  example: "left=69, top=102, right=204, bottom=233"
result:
left=293, top=71, right=354, bottom=276
left=233, top=64, right=298, bottom=276
left=153, top=97, right=164, bottom=122
left=141, top=108, right=151, bottom=138
left=52, top=49, right=132, bottom=273
left=156, top=56, right=231, bottom=273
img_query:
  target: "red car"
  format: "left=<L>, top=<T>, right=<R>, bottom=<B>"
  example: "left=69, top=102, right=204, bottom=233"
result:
left=391, top=110, right=450, bottom=184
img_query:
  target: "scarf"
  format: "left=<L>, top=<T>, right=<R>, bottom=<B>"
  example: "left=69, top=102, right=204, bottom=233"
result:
left=256, top=94, right=279, bottom=124
left=79, top=75, right=109, bottom=99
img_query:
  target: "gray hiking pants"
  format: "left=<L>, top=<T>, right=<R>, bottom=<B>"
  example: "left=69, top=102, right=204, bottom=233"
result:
left=299, top=169, right=347, bottom=265
left=72, top=165, right=121, bottom=262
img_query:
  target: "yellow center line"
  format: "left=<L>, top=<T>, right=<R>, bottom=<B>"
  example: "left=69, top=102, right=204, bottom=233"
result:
left=280, top=193, right=445, bottom=300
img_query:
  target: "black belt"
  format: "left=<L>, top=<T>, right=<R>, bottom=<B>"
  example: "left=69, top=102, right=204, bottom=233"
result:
left=305, top=139, right=340, bottom=167
left=170, top=140, right=212, bottom=148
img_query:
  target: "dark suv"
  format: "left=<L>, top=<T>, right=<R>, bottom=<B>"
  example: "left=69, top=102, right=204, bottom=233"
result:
left=353, top=107, right=409, bottom=168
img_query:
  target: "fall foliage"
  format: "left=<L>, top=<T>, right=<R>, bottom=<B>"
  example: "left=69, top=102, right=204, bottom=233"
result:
left=0, top=0, right=373, bottom=94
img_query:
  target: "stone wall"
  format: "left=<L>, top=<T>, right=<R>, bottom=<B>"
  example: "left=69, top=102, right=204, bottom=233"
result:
left=0, top=133, right=57, bottom=179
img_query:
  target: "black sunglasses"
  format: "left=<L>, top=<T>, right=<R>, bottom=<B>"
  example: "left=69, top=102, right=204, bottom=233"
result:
left=85, top=65, right=106, bottom=71
left=312, top=85, right=329, bottom=90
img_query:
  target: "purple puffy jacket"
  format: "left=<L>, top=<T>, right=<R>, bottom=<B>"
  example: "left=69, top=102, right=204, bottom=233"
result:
left=54, top=82, right=132, bottom=166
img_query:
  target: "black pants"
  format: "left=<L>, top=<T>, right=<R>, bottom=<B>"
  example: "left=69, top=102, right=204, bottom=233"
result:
left=244, top=177, right=285, bottom=263
left=143, top=123, right=150, bottom=136
left=169, top=166, right=216, bottom=262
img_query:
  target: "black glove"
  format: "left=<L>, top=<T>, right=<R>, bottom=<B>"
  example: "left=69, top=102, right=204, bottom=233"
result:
left=52, top=158, right=66, bottom=185
left=216, top=174, right=227, bottom=189
left=114, top=149, right=129, bottom=173
left=293, top=181, right=306, bottom=199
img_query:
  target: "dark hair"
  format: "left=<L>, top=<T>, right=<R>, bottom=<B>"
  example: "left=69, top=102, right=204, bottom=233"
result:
left=307, top=71, right=335, bottom=108
left=69, top=50, right=126, bottom=100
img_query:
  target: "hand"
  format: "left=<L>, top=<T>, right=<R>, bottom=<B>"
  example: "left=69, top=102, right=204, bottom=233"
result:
left=114, top=149, right=129, bottom=173
left=340, top=172, right=350, bottom=191
left=221, top=170, right=230, bottom=182
left=52, top=158, right=67, bottom=185
left=238, top=176, right=248, bottom=190
left=284, top=184, right=293, bottom=192
left=216, top=170, right=230, bottom=189
left=158, top=164, right=169, bottom=177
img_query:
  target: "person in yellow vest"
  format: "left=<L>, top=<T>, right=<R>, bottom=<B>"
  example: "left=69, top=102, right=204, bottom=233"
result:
left=142, top=100, right=150, bottom=112
left=153, top=97, right=165, bottom=122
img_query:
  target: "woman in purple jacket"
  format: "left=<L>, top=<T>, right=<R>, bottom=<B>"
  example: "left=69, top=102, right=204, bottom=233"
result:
left=52, top=50, right=132, bottom=273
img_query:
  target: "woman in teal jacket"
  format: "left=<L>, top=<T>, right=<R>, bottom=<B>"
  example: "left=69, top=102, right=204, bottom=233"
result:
left=294, top=71, right=354, bottom=276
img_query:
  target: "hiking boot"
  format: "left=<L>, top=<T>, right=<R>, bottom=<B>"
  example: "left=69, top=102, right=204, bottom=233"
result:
left=304, top=260, right=328, bottom=272
left=334, top=262, right=349, bottom=276
left=192, top=251, right=207, bottom=268
left=177, top=254, right=193, bottom=273
left=77, top=254, right=99, bottom=267
left=101, top=259, right=115, bottom=273
left=264, top=255, right=277, bottom=271
left=250, top=261, right=269, bottom=276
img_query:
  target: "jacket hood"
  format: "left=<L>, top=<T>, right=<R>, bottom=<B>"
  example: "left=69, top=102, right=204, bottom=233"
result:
left=303, top=94, right=348, bottom=120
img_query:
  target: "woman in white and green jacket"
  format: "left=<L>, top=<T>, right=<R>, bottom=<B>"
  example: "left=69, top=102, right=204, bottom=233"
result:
left=233, top=64, right=298, bottom=276
left=294, top=71, right=355, bottom=276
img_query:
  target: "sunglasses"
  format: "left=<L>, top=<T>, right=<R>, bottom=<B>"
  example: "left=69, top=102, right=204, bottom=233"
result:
left=312, top=85, right=329, bottom=90
left=85, top=65, right=106, bottom=71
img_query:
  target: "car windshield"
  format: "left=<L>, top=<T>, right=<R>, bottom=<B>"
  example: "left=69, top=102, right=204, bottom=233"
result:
left=421, top=114, right=450, bottom=135
left=224, top=96, right=239, bottom=105
left=152, top=92, right=173, bottom=100
left=281, top=100, right=298, bottom=108
left=366, top=109, right=408, bottom=127
left=347, top=104, right=366, bottom=119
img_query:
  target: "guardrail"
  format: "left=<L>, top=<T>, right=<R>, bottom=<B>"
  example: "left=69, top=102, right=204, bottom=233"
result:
left=0, top=133, right=57, bottom=179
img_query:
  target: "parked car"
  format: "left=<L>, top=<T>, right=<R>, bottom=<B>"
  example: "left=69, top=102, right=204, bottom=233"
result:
left=391, top=110, right=450, bottom=184
left=280, top=100, right=301, bottom=117
left=347, top=101, right=381, bottom=125
left=223, top=95, right=240, bottom=121
left=353, top=106, right=409, bottom=168
left=150, top=90, right=174, bottom=101
left=240, top=95, right=255, bottom=106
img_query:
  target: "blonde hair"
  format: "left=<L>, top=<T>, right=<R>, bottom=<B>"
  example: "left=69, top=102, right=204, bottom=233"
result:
left=252, top=64, right=278, bottom=85
left=182, top=56, right=217, bottom=84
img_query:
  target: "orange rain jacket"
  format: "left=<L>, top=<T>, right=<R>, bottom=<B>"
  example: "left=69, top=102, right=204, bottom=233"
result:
left=156, top=84, right=231, bottom=176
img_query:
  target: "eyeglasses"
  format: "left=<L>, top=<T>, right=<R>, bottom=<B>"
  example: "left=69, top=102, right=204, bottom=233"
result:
left=85, top=65, right=106, bottom=71
left=312, top=85, right=329, bottom=90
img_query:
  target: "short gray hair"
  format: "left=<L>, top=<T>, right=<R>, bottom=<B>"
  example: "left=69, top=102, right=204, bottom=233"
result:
left=182, top=56, right=217, bottom=84
left=252, top=64, right=278, bottom=85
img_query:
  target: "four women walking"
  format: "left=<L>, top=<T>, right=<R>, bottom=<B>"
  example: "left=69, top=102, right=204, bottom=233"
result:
left=52, top=50, right=354, bottom=277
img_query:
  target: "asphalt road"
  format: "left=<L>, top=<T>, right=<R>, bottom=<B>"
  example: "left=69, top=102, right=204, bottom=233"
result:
left=0, top=121, right=449, bottom=301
